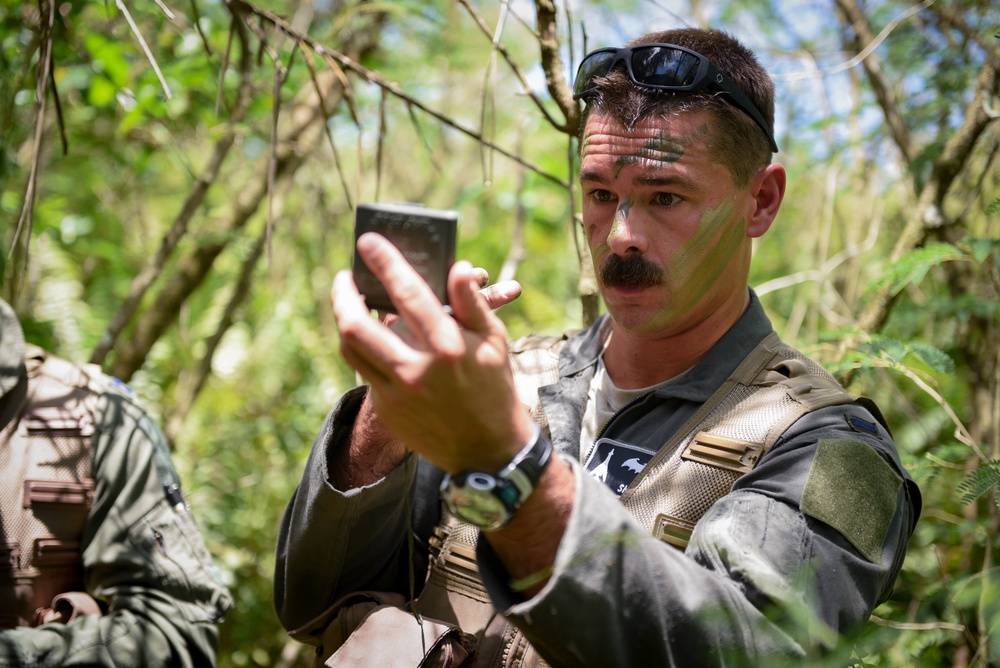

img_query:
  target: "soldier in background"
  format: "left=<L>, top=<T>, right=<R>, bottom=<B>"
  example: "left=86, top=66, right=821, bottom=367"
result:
left=0, top=298, right=232, bottom=666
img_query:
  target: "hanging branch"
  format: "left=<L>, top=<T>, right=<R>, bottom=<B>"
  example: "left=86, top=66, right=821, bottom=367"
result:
left=232, top=8, right=289, bottom=267
left=115, top=0, right=173, bottom=99
left=298, top=40, right=355, bottom=210
left=187, top=0, right=213, bottom=56
left=473, top=0, right=506, bottom=185
left=164, top=227, right=269, bottom=444
left=48, top=53, right=67, bottom=156
left=91, top=19, right=254, bottom=365
left=457, top=0, right=568, bottom=132
left=226, top=0, right=567, bottom=188
left=498, top=129, right=527, bottom=283
left=215, top=16, right=236, bottom=116
left=8, top=0, right=56, bottom=302
left=404, top=101, right=444, bottom=175
left=267, top=54, right=287, bottom=267
left=375, top=87, right=387, bottom=201
left=318, top=50, right=364, bottom=208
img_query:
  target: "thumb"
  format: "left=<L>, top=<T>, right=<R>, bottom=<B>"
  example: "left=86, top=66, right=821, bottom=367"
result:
left=448, top=261, right=497, bottom=336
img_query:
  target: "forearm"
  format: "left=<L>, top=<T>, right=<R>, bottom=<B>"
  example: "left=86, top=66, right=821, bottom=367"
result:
left=483, top=450, right=575, bottom=595
left=480, top=438, right=911, bottom=667
left=328, top=388, right=408, bottom=489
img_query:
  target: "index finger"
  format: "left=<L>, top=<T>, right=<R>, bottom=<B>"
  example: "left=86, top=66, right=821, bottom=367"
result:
left=355, top=232, right=461, bottom=349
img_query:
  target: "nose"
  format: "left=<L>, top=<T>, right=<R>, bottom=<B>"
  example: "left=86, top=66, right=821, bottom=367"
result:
left=606, top=201, right=647, bottom=255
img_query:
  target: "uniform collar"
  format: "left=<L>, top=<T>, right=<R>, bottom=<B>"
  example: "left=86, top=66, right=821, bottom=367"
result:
left=560, top=288, right=775, bottom=402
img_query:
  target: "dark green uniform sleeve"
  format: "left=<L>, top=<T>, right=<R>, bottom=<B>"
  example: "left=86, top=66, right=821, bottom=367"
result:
left=0, top=380, right=233, bottom=667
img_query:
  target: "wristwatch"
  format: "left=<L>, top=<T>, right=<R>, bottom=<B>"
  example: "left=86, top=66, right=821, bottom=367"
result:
left=440, top=425, right=553, bottom=531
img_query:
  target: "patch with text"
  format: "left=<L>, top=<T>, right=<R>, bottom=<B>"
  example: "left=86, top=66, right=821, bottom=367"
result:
left=585, top=438, right=655, bottom=497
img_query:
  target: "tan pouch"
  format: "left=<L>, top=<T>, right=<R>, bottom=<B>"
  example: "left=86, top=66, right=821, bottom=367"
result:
left=292, top=591, right=475, bottom=668
left=326, top=604, right=473, bottom=667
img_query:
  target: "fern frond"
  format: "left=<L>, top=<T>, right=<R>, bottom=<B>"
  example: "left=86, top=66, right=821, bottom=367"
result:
left=958, top=460, right=1000, bottom=506
left=961, top=236, right=1000, bottom=263
left=868, top=242, right=963, bottom=297
left=908, top=342, right=955, bottom=374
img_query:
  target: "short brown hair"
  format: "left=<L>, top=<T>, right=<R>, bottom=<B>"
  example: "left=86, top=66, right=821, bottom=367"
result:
left=579, top=29, right=775, bottom=186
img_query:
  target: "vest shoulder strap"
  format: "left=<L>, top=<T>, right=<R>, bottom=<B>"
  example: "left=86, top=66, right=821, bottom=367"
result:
left=623, top=332, right=858, bottom=548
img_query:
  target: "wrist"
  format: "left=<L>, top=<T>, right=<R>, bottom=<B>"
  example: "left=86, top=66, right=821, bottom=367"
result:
left=440, top=424, right=552, bottom=531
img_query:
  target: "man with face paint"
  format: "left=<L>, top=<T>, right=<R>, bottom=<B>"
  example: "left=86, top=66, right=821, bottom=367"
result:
left=275, top=28, right=920, bottom=667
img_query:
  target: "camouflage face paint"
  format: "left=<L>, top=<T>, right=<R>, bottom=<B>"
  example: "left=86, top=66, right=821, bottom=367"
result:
left=609, top=199, right=633, bottom=242
left=613, top=133, right=688, bottom=178
left=642, top=199, right=746, bottom=332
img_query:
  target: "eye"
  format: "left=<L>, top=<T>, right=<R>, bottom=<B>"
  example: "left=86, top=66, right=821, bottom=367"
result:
left=655, top=192, right=680, bottom=207
left=589, top=189, right=616, bottom=204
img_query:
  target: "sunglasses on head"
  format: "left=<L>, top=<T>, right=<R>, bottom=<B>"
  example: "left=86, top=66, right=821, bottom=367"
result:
left=573, top=43, right=779, bottom=153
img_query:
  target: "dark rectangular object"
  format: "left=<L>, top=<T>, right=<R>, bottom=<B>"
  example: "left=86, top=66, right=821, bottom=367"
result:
left=353, top=203, right=458, bottom=313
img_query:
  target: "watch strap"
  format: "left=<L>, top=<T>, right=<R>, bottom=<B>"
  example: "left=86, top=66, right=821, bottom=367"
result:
left=440, top=424, right=553, bottom=530
left=498, top=423, right=551, bottom=498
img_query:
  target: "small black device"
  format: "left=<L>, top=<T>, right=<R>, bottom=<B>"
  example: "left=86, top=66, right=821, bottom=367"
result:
left=353, top=202, right=458, bottom=313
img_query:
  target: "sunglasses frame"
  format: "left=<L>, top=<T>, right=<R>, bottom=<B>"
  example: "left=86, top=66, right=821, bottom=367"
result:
left=573, top=43, right=779, bottom=153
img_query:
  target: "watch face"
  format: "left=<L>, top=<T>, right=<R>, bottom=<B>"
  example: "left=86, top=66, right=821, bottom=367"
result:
left=443, top=473, right=511, bottom=531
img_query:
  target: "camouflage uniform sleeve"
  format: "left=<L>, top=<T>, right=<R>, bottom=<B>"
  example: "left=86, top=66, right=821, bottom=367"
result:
left=274, top=386, right=421, bottom=633
left=0, top=378, right=233, bottom=667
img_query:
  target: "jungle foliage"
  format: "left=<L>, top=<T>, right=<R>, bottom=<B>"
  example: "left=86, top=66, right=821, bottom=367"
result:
left=2, top=0, right=998, bottom=665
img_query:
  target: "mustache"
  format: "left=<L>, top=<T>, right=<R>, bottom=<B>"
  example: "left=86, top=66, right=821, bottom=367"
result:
left=598, top=254, right=664, bottom=288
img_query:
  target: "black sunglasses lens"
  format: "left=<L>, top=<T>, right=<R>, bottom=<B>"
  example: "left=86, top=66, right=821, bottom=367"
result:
left=574, top=51, right=619, bottom=95
left=631, top=47, right=702, bottom=88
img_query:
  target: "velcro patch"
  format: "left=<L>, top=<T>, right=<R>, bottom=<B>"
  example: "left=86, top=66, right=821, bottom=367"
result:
left=801, top=439, right=902, bottom=564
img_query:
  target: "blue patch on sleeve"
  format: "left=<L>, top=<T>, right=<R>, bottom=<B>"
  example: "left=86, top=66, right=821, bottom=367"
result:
left=847, top=415, right=878, bottom=437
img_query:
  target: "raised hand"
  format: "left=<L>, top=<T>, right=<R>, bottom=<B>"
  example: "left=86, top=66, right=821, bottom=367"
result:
left=332, top=232, right=534, bottom=481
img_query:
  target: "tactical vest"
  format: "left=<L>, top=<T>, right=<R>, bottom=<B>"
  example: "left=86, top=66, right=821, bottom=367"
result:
left=414, top=331, right=864, bottom=668
left=0, top=345, right=101, bottom=628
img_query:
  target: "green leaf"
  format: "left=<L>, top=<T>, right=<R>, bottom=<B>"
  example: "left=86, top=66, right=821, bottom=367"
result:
left=962, top=236, right=1000, bottom=264
left=908, top=342, right=954, bottom=374
left=869, top=242, right=963, bottom=296
left=88, top=76, right=116, bottom=106
left=958, top=460, right=1000, bottom=506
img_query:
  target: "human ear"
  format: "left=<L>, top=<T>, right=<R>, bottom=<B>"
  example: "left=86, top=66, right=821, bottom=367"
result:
left=746, top=163, right=786, bottom=238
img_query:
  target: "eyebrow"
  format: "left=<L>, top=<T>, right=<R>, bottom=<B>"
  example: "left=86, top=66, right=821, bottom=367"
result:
left=635, top=173, right=698, bottom=188
left=579, top=168, right=698, bottom=191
